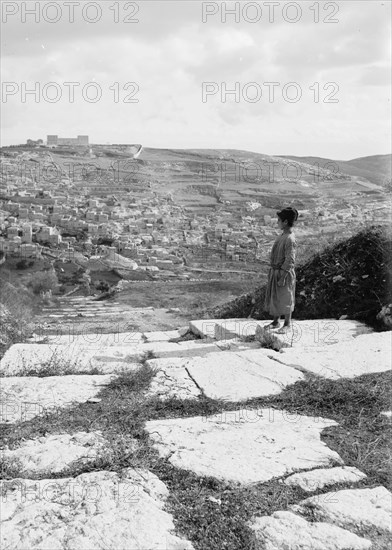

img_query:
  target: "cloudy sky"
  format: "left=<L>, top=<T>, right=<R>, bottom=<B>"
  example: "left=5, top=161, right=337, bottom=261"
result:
left=1, top=0, right=391, bottom=159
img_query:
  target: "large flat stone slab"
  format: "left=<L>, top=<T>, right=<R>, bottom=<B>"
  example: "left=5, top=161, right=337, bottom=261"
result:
left=146, top=409, right=342, bottom=484
left=143, top=330, right=185, bottom=342
left=275, top=332, right=391, bottom=379
left=0, top=343, right=140, bottom=376
left=249, top=510, right=371, bottom=550
left=292, top=486, right=392, bottom=533
left=34, top=329, right=188, bottom=346
left=214, top=340, right=261, bottom=352
left=0, top=375, right=112, bottom=424
left=255, top=319, right=372, bottom=350
left=191, top=318, right=372, bottom=347
left=284, top=466, right=367, bottom=492
left=146, top=348, right=303, bottom=401
left=0, top=340, right=223, bottom=376
left=189, top=318, right=249, bottom=339
left=189, top=318, right=223, bottom=338
left=214, top=320, right=267, bottom=341
left=93, top=339, right=222, bottom=362
left=1, top=432, right=108, bottom=474
left=186, top=350, right=304, bottom=401
left=146, top=358, right=201, bottom=400
left=0, top=469, right=194, bottom=549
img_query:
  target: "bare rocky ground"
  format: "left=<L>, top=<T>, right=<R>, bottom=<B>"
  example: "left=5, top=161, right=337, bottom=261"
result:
left=0, top=297, right=391, bottom=550
left=33, top=295, right=188, bottom=334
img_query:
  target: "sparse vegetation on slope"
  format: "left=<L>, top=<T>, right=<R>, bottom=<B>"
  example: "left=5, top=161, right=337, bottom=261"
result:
left=209, top=225, right=392, bottom=330
left=0, top=273, right=34, bottom=358
left=30, top=270, right=59, bottom=295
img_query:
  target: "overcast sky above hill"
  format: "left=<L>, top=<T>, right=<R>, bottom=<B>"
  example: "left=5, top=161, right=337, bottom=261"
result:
left=1, top=0, right=391, bottom=159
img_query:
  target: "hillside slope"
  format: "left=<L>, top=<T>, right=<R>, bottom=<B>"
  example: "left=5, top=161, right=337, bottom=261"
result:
left=136, top=148, right=387, bottom=216
left=2, top=146, right=388, bottom=216
left=279, top=154, right=391, bottom=187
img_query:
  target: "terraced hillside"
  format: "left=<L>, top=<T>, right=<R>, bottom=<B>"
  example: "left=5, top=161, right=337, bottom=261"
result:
left=3, top=147, right=388, bottom=218
left=280, top=154, right=391, bottom=187
left=128, top=148, right=389, bottom=215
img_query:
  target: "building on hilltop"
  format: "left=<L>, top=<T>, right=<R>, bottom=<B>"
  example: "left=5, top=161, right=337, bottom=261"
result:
left=47, top=135, right=89, bottom=147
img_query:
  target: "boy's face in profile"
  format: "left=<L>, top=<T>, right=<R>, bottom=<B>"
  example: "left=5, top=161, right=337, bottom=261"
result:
left=277, top=216, right=286, bottom=230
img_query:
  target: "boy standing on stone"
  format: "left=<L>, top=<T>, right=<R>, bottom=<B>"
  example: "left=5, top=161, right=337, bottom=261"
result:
left=264, top=207, right=298, bottom=333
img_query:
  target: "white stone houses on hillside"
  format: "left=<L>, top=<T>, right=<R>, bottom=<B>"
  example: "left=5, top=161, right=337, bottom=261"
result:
left=4, top=201, right=20, bottom=215
left=88, top=224, right=99, bottom=235
left=98, top=224, right=110, bottom=236
left=0, top=239, right=40, bottom=258
left=35, top=226, right=59, bottom=243
left=7, top=226, right=19, bottom=239
left=22, top=224, right=32, bottom=243
left=31, top=212, right=45, bottom=222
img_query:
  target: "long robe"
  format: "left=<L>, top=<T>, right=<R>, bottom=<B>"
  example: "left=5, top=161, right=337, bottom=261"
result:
left=264, top=231, right=296, bottom=316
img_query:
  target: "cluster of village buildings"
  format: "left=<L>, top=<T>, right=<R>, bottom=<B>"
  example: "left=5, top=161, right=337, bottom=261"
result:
left=0, top=146, right=389, bottom=283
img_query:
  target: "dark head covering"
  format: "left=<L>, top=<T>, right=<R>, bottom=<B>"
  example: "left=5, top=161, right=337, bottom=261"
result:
left=277, top=207, right=299, bottom=227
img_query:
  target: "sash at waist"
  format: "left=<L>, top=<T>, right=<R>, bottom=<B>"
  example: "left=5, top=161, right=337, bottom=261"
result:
left=269, top=265, right=295, bottom=273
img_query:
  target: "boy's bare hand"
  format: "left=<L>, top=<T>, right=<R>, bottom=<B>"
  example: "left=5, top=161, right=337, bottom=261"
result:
left=277, top=271, right=287, bottom=287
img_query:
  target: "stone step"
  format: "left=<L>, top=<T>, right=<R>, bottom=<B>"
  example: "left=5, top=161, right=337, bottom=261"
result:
left=274, top=331, right=391, bottom=379
left=256, top=319, right=373, bottom=349
left=145, top=409, right=342, bottom=485
left=0, top=339, right=236, bottom=376
left=45, top=309, right=125, bottom=315
left=189, top=318, right=242, bottom=339
left=0, top=374, right=113, bottom=424
left=0, top=469, right=194, bottom=549
left=31, top=328, right=192, bottom=346
left=42, top=304, right=122, bottom=310
left=190, top=318, right=373, bottom=348
left=143, top=329, right=187, bottom=343
left=214, top=319, right=267, bottom=341
left=147, top=349, right=304, bottom=402
left=29, top=332, right=146, bottom=346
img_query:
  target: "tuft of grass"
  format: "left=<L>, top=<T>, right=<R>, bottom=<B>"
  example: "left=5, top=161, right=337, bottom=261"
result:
left=254, top=329, right=285, bottom=351
left=15, top=349, right=100, bottom=377
left=56, top=433, right=154, bottom=479
left=138, top=350, right=156, bottom=365
left=107, top=364, right=157, bottom=392
left=242, top=335, right=255, bottom=343
left=22, top=363, right=101, bottom=378
left=0, top=456, right=24, bottom=480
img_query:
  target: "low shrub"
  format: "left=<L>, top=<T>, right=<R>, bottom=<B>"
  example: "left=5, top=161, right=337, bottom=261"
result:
left=30, top=270, right=59, bottom=295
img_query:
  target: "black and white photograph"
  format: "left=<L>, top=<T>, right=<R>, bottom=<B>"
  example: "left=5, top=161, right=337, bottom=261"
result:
left=0, top=1, right=391, bottom=548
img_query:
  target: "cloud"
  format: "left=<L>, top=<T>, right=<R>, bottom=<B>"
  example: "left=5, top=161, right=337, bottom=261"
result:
left=357, top=65, right=392, bottom=87
left=1, top=0, right=390, bottom=159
